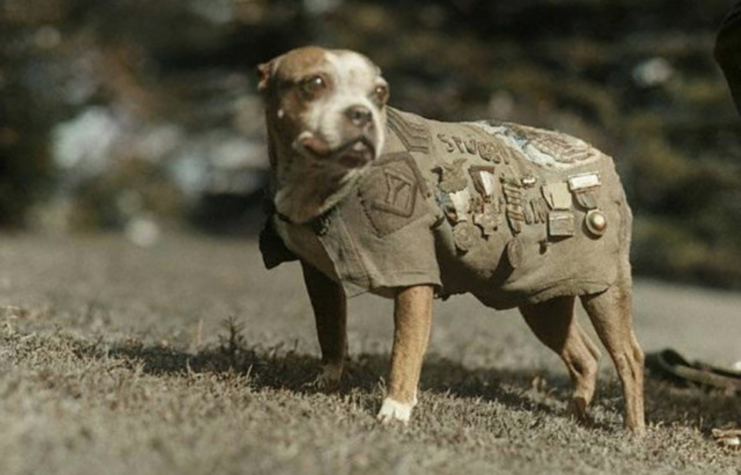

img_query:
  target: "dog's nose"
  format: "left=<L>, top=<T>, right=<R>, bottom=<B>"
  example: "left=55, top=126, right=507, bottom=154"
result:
left=345, top=105, right=373, bottom=128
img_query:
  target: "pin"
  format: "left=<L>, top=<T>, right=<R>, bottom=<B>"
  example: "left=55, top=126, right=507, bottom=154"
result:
left=521, top=175, right=537, bottom=188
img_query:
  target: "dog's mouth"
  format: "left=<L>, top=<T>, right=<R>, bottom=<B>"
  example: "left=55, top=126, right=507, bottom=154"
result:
left=295, top=133, right=377, bottom=168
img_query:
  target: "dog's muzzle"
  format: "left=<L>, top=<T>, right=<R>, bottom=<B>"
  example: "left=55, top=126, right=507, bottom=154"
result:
left=296, top=132, right=377, bottom=168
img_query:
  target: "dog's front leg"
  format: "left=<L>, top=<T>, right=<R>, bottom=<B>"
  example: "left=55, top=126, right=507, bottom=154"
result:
left=301, top=261, right=347, bottom=391
left=378, top=285, right=434, bottom=424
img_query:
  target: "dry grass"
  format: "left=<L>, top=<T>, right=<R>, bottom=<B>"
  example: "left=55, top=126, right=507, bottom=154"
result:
left=0, top=234, right=738, bottom=475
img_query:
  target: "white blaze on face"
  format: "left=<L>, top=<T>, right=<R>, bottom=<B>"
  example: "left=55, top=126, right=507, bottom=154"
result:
left=302, top=50, right=386, bottom=157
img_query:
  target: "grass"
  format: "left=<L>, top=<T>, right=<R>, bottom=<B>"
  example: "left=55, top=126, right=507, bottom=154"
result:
left=0, top=234, right=738, bottom=475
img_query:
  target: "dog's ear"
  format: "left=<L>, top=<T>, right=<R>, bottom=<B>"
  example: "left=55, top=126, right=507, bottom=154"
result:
left=257, top=61, right=273, bottom=92
left=257, top=56, right=283, bottom=93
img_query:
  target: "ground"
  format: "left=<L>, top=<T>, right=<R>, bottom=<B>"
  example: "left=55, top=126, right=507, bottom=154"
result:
left=0, top=234, right=739, bottom=475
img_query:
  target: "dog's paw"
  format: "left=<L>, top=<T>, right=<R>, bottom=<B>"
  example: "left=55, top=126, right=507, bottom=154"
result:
left=376, top=397, right=413, bottom=424
left=310, top=363, right=343, bottom=392
left=568, top=397, right=595, bottom=427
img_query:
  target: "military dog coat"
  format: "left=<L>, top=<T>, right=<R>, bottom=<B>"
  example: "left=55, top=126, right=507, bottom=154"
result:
left=263, top=108, right=632, bottom=310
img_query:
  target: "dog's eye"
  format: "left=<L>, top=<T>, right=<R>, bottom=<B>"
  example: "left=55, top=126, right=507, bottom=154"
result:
left=300, top=75, right=326, bottom=96
left=373, top=85, right=389, bottom=105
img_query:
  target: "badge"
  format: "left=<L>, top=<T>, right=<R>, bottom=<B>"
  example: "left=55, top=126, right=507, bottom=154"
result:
left=503, top=180, right=525, bottom=235
left=568, top=172, right=601, bottom=210
left=568, top=172, right=601, bottom=191
left=502, top=182, right=522, bottom=204
left=524, top=204, right=534, bottom=224
left=469, top=166, right=498, bottom=201
left=477, top=141, right=501, bottom=163
left=435, top=158, right=469, bottom=193
left=541, top=183, right=572, bottom=210
left=548, top=211, right=575, bottom=237
left=530, top=198, right=549, bottom=224
left=473, top=203, right=500, bottom=236
left=449, top=188, right=472, bottom=222
left=574, top=191, right=598, bottom=209
left=511, top=126, right=595, bottom=164
left=506, top=237, right=523, bottom=269
left=585, top=209, right=608, bottom=237
left=453, top=221, right=478, bottom=252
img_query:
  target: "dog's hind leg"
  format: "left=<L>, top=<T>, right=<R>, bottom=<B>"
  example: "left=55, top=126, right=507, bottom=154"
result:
left=519, top=296, right=601, bottom=423
left=580, top=278, right=646, bottom=433
left=301, top=261, right=347, bottom=391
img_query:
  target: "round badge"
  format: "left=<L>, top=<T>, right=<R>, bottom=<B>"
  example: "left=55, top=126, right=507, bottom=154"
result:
left=585, top=209, right=608, bottom=237
left=453, top=221, right=478, bottom=252
left=506, top=237, right=523, bottom=269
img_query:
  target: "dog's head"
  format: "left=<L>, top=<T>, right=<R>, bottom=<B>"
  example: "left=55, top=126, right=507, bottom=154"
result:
left=258, top=46, right=389, bottom=171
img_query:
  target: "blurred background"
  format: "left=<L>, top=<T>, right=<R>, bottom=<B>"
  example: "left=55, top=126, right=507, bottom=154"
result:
left=1, top=0, right=739, bottom=288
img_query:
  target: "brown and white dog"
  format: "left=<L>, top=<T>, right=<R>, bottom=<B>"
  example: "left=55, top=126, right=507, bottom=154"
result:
left=257, top=46, right=646, bottom=432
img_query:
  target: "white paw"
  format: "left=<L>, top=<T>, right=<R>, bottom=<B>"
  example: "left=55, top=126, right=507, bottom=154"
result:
left=311, top=363, right=343, bottom=391
left=377, top=397, right=413, bottom=424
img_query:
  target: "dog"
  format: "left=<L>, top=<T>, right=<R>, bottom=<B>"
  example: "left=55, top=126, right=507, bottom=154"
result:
left=257, top=46, right=645, bottom=432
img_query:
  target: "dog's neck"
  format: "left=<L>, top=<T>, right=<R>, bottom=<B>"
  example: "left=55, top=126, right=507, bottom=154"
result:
left=269, top=130, right=370, bottom=225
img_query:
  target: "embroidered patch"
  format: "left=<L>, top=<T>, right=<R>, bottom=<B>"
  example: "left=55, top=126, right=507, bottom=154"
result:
left=386, top=109, right=431, bottom=154
left=359, top=152, right=429, bottom=237
left=509, top=125, right=597, bottom=165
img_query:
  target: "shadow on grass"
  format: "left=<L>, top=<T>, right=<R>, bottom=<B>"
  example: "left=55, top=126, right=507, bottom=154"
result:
left=103, top=337, right=739, bottom=432
left=105, top=338, right=573, bottom=416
